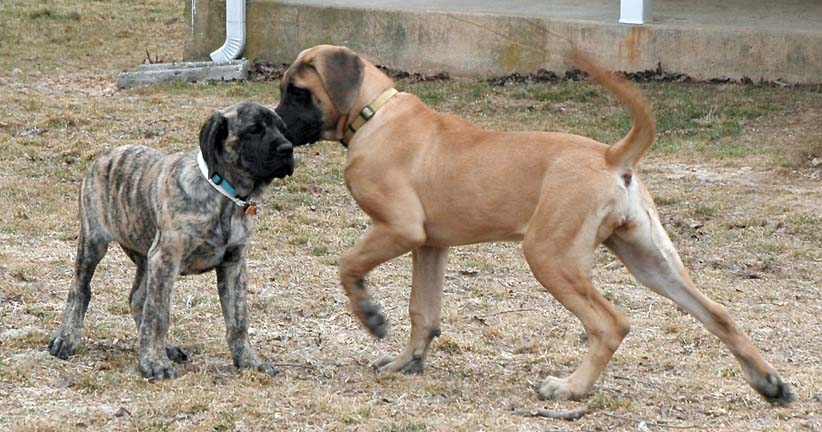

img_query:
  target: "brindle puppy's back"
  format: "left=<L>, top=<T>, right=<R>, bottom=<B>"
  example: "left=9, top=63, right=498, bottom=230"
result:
left=81, top=145, right=165, bottom=254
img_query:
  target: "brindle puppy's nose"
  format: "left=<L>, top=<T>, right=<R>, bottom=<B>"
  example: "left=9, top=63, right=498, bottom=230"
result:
left=276, top=141, right=293, bottom=156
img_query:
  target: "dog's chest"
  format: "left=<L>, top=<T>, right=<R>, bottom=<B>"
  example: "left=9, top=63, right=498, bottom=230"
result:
left=179, top=213, right=253, bottom=275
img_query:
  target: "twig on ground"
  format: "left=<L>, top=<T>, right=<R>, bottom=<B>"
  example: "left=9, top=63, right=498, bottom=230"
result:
left=601, top=411, right=704, bottom=429
left=269, top=363, right=316, bottom=369
left=513, top=404, right=589, bottom=421
left=474, top=308, right=538, bottom=318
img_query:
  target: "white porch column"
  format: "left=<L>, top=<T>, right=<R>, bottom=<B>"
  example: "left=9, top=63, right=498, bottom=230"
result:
left=619, top=0, right=652, bottom=24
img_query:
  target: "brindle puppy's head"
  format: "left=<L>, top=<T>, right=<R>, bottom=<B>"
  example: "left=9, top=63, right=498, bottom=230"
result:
left=275, top=45, right=365, bottom=146
left=199, top=102, right=294, bottom=195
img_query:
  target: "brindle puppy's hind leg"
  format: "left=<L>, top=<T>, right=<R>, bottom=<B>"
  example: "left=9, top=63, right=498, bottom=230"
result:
left=373, top=246, right=448, bottom=374
left=123, top=247, right=188, bottom=364
left=49, top=218, right=110, bottom=359
left=216, top=247, right=278, bottom=376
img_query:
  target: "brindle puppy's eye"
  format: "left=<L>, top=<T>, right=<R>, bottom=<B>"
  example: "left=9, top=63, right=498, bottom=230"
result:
left=246, top=125, right=263, bottom=136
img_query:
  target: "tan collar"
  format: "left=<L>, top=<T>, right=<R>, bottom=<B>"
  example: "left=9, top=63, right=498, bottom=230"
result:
left=341, top=88, right=398, bottom=147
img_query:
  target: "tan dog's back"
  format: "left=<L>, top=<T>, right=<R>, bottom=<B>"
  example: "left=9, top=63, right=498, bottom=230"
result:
left=348, top=50, right=655, bottom=248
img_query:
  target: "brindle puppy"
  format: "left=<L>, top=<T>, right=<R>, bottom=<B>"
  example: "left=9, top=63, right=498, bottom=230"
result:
left=48, top=102, right=294, bottom=380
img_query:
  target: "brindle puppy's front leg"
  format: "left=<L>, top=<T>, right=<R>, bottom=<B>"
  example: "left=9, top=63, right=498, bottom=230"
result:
left=138, top=236, right=182, bottom=380
left=217, top=247, right=278, bottom=376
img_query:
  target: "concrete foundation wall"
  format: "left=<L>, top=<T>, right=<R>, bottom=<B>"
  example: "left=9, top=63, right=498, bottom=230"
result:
left=184, top=0, right=822, bottom=83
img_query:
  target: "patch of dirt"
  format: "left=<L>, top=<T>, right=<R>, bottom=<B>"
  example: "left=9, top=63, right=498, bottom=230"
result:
left=44, top=76, right=119, bottom=97
left=2, top=150, right=820, bottom=431
left=375, top=65, right=451, bottom=83
left=487, top=62, right=819, bottom=87
left=249, top=61, right=291, bottom=82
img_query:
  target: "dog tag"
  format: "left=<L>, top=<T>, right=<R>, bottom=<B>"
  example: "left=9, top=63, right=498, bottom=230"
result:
left=244, top=202, right=257, bottom=216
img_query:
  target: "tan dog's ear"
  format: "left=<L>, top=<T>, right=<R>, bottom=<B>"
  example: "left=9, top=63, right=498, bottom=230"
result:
left=308, top=46, right=364, bottom=114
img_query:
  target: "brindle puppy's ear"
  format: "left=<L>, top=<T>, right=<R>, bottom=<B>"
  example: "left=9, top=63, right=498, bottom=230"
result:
left=309, top=47, right=364, bottom=114
left=199, top=111, right=228, bottom=179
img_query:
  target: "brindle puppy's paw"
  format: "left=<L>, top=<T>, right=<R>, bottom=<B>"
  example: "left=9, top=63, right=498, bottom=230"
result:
left=755, top=373, right=795, bottom=406
left=48, top=336, right=77, bottom=360
left=234, top=354, right=280, bottom=377
left=255, top=361, right=280, bottom=377
left=357, top=300, right=388, bottom=339
left=139, top=357, right=177, bottom=381
left=165, top=345, right=189, bottom=364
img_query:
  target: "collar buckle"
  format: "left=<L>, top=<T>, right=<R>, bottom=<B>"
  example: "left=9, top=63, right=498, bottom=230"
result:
left=360, top=105, right=376, bottom=121
left=196, top=151, right=256, bottom=215
left=341, top=88, right=398, bottom=147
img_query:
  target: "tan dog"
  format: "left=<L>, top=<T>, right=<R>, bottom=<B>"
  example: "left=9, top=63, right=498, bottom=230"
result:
left=275, top=45, right=793, bottom=404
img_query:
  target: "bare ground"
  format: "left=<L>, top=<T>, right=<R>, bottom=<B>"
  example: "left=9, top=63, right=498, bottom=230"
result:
left=1, top=1, right=820, bottom=431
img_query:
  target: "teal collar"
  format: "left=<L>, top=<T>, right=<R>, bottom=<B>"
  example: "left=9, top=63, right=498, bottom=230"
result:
left=196, top=151, right=257, bottom=215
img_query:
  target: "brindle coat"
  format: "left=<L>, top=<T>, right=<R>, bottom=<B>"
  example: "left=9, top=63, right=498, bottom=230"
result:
left=48, top=102, right=294, bottom=380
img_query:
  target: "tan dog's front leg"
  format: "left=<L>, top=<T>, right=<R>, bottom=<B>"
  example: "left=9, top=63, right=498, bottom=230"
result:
left=341, top=222, right=425, bottom=338
left=373, top=246, right=448, bottom=374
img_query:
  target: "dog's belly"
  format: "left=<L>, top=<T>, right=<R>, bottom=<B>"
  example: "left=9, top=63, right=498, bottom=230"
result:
left=424, top=220, right=525, bottom=247
left=419, top=185, right=536, bottom=246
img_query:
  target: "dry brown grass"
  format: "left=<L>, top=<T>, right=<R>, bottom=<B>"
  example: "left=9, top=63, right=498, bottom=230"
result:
left=1, top=1, right=820, bottom=431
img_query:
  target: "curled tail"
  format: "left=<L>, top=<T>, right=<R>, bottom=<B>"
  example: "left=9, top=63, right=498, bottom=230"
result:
left=569, top=49, right=656, bottom=169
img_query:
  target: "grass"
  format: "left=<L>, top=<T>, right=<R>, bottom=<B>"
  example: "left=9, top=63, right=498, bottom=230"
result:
left=1, top=1, right=821, bottom=431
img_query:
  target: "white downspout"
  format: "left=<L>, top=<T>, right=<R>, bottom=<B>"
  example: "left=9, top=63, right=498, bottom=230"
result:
left=210, top=0, right=246, bottom=63
left=619, top=0, right=652, bottom=24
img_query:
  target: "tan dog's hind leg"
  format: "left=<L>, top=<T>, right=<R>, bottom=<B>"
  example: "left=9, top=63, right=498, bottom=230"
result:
left=523, top=212, right=631, bottom=400
left=373, top=246, right=448, bottom=373
left=605, top=203, right=795, bottom=405
left=341, top=219, right=426, bottom=338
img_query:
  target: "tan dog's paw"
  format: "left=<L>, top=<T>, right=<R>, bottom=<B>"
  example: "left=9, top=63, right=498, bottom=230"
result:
left=536, top=376, right=587, bottom=401
left=753, top=373, right=795, bottom=405
left=372, top=354, right=424, bottom=374
left=356, top=299, right=389, bottom=339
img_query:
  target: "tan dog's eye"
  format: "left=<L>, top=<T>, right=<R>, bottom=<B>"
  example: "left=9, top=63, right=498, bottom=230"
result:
left=288, top=84, right=311, bottom=105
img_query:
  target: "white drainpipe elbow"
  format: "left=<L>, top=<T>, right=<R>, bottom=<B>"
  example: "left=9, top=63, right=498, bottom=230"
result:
left=210, top=0, right=246, bottom=63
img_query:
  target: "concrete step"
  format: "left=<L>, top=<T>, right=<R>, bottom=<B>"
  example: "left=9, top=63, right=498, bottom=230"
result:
left=117, top=59, right=249, bottom=88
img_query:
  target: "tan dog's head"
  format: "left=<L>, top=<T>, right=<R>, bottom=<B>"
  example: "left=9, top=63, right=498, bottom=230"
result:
left=275, top=45, right=393, bottom=145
